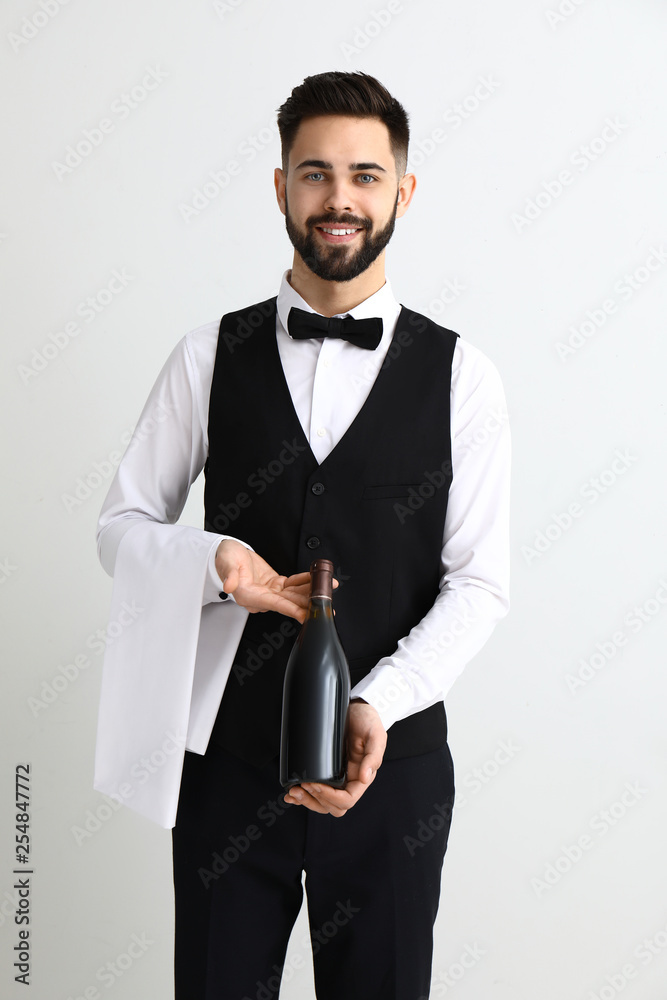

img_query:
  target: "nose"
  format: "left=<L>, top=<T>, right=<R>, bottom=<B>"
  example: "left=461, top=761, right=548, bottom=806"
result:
left=324, top=178, right=355, bottom=215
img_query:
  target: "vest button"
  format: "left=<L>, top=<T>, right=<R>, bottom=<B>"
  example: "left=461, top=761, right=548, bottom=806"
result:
left=306, top=536, right=320, bottom=550
left=311, top=482, right=325, bottom=495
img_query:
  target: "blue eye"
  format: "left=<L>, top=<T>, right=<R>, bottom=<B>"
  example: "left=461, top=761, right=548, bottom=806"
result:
left=304, top=172, right=377, bottom=183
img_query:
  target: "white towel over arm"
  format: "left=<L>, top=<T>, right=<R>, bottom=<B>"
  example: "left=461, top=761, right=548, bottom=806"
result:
left=93, top=325, right=251, bottom=829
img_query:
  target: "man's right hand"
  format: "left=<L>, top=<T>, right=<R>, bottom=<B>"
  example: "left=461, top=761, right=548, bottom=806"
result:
left=215, top=539, right=336, bottom=623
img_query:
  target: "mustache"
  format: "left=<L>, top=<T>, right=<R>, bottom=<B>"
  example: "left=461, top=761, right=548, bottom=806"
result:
left=309, top=217, right=370, bottom=229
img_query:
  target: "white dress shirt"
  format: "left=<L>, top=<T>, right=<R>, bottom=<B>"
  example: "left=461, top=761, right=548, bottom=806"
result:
left=94, top=269, right=510, bottom=828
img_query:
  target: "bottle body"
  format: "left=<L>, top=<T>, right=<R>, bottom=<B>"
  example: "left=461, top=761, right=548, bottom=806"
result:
left=279, top=562, right=350, bottom=789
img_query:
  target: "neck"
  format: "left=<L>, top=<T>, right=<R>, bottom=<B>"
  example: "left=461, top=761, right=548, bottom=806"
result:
left=287, top=254, right=386, bottom=317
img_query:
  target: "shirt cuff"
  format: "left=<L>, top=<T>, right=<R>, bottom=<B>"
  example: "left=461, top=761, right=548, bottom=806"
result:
left=350, top=664, right=424, bottom=733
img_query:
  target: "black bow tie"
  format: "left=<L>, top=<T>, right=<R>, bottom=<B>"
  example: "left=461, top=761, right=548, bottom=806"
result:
left=287, top=306, right=383, bottom=350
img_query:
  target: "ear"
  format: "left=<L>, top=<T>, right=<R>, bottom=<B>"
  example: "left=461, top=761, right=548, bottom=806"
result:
left=395, top=172, right=417, bottom=219
left=274, top=167, right=287, bottom=216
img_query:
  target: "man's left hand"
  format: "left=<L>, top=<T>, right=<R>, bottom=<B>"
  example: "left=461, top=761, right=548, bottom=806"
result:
left=283, top=700, right=387, bottom=817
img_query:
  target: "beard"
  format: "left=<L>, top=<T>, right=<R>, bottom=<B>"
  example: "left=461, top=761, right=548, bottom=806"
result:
left=284, top=190, right=399, bottom=282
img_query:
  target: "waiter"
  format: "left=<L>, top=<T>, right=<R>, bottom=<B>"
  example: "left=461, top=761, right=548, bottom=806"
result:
left=94, top=70, right=510, bottom=1000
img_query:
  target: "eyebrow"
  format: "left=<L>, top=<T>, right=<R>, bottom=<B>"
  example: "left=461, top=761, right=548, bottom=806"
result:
left=293, top=159, right=388, bottom=174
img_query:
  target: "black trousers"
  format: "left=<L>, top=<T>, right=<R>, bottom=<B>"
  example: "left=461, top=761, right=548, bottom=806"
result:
left=172, top=739, right=455, bottom=1000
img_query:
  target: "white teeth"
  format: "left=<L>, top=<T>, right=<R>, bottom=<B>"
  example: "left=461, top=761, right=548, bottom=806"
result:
left=321, top=227, right=358, bottom=235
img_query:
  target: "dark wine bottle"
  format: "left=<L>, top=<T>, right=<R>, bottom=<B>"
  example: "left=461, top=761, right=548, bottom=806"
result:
left=279, top=559, right=351, bottom=790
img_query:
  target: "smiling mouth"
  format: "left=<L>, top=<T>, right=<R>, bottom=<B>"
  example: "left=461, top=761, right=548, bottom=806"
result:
left=315, top=225, right=363, bottom=244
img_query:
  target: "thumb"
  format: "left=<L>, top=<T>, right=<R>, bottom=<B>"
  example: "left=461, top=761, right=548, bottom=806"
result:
left=359, top=733, right=385, bottom=784
left=221, top=565, right=240, bottom=594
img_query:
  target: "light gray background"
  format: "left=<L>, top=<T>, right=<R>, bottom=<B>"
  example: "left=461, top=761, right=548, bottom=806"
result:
left=2, top=1, right=666, bottom=997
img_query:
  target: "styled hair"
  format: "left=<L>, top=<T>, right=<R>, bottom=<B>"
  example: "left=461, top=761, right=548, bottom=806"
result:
left=276, top=71, right=410, bottom=179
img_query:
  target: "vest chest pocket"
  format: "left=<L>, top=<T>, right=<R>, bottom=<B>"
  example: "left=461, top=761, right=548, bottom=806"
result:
left=362, top=483, right=425, bottom=500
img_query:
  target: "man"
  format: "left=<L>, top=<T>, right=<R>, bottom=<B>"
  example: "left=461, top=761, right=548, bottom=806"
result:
left=94, top=71, right=510, bottom=999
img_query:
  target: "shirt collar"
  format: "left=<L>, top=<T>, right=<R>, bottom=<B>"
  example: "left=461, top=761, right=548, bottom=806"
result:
left=276, top=268, right=400, bottom=340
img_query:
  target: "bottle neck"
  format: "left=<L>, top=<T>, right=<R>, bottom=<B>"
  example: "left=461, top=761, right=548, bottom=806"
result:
left=307, top=595, right=334, bottom=620
left=310, top=562, right=333, bottom=600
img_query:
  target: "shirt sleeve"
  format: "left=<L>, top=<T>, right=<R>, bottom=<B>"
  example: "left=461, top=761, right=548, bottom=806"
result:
left=96, top=327, right=252, bottom=602
left=349, top=338, right=511, bottom=731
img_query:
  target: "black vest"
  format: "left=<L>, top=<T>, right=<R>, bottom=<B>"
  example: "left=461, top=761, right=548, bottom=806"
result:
left=204, top=296, right=458, bottom=768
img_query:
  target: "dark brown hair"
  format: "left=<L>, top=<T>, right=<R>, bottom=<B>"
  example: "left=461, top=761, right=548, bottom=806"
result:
left=276, top=71, right=410, bottom=179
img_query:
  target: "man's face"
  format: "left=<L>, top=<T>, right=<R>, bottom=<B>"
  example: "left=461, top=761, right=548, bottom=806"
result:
left=277, top=115, right=405, bottom=283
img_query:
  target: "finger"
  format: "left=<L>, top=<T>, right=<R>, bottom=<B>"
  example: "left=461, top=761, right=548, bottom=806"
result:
left=279, top=588, right=311, bottom=607
left=282, top=572, right=312, bottom=587
left=268, top=574, right=308, bottom=597
left=252, top=600, right=307, bottom=622
left=287, top=783, right=347, bottom=814
left=322, top=778, right=373, bottom=811
left=286, top=787, right=341, bottom=815
left=235, top=586, right=309, bottom=620
left=266, top=594, right=308, bottom=621
left=303, top=791, right=347, bottom=817
left=306, top=764, right=379, bottom=804
left=301, top=782, right=359, bottom=812
left=282, top=572, right=339, bottom=590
